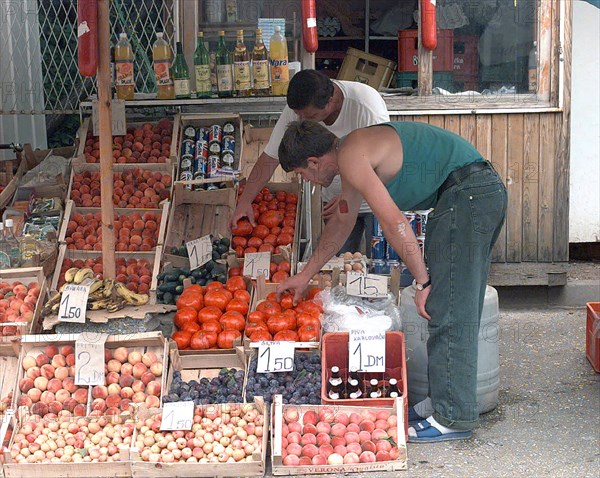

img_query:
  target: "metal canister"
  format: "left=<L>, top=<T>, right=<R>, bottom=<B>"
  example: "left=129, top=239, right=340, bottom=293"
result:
left=373, top=216, right=384, bottom=237
left=207, top=155, right=220, bottom=177
left=404, top=212, right=419, bottom=236
left=183, top=126, right=196, bottom=140
left=208, top=124, right=223, bottom=145
left=417, top=209, right=431, bottom=236
left=221, top=152, right=235, bottom=171
left=371, top=236, right=386, bottom=260
left=222, top=135, right=235, bottom=155
left=223, top=122, right=235, bottom=136
left=371, top=259, right=387, bottom=275
left=181, top=138, right=195, bottom=158
left=386, top=243, right=400, bottom=261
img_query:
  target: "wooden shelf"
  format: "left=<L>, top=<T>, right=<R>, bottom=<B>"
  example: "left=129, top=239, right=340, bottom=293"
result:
left=318, top=36, right=363, bottom=41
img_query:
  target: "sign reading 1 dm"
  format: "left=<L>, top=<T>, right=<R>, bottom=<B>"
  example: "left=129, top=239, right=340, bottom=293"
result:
left=348, top=329, right=386, bottom=373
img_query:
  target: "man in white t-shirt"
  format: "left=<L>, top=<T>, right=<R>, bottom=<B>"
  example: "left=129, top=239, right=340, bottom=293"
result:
left=229, top=69, right=389, bottom=254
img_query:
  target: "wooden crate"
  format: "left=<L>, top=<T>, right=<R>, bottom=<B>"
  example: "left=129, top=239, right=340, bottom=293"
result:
left=0, top=343, right=20, bottom=411
left=0, top=267, right=47, bottom=340
left=172, top=113, right=244, bottom=187
left=338, top=48, right=396, bottom=90
left=241, top=126, right=297, bottom=183
left=162, top=183, right=236, bottom=269
left=130, top=397, right=268, bottom=478
left=270, top=394, right=407, bottom=475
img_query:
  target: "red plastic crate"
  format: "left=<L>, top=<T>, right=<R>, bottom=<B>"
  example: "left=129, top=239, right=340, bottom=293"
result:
left=586, top=302, right=600, bottom=372
left=321, top=331, right=408, bottom=437
left=397, top=29, right=454, bottom=72
left=453, top=35, right=479, bottom=79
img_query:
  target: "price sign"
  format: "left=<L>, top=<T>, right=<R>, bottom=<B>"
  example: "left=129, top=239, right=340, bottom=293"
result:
left=257, top=341, right=295, bottom=373
left=348, top=329, right=386, bottom=373
left=92, top=99, right=126, bottom=136
left=75, top=332, right=109, bottom=386
left=161, top=401, right=194, bottom=431
left=243, top=252, right=271, bottom=279
left=346, top=272, right=388, bottom=298
left=186, top=235, right=213, bottom=270
left=58, top=278, right=94, bottom=323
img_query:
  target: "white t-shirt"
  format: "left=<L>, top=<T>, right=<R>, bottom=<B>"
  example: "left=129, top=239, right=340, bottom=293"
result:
left=263, top=80, right=390, bottom=214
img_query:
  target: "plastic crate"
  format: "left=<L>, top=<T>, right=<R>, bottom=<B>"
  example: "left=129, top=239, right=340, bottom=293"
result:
left=321, top=331, right=408, bottom=437
left=398, top=29, right=454, bottom=72
left=337, top=48, right=396, bottom=90
left=453, top=35, right=479, bottom=79
left=396, top=71, right=455, bottom=92
left=586, top=302, right=600, bottom=373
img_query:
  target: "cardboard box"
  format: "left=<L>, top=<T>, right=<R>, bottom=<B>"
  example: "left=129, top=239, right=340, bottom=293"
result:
left=337, top=48, right=396, bottom=90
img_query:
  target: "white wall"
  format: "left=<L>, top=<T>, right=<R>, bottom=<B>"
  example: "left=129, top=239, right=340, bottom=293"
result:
left=569, top=1, right=600, bottom=242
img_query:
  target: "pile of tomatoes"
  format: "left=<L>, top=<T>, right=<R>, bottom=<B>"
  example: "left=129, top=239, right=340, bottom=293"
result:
left=228, top=260, right=292, bottom=284
left=231, top=187, right=298, bottom=258
left=171, top=276, right=251, bottom=350
left=245, top=289, right=323, bottom=343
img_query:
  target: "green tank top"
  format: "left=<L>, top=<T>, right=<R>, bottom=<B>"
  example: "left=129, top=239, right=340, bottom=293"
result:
left=381, top=122, right=484, bottom=210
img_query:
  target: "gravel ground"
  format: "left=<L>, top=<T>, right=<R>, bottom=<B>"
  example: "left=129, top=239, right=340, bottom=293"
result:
left=265, top=307, right=600, bottom=478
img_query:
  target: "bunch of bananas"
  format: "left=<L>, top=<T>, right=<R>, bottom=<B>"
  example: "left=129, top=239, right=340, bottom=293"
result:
left=41, top=267, right=150, bottom=318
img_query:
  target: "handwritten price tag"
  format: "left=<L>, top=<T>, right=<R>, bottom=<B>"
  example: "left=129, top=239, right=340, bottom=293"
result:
left=349, top=329, right=386, bottom=373
left=186, top=235, right=213, bottom=270
left=346, top=272, right=388, bottom=298
left=257, top=341, right=295, bottom=373
left=75, top=332, right=109, bottom=386
left=161, top=401, right=194, bottom=431
left=243, top=252, right=271, bottom=279
left=92, top=99, right=126, bottom=136
left=58, top=278, right=95, bottom=324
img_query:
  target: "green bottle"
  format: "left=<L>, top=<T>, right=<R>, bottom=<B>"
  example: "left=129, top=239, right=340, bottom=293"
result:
left=216, top=30, right=233, bottom=98
left=194, top=32, right=212, bottom=98
left=172, top=41, right=191, bottom=98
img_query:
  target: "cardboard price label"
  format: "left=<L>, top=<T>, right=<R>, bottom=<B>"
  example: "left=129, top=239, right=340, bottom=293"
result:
left=346, top=272, right=388, bottom=298
left=75, top=332, right=109, bottom=386
left=92, top=99, right=126, bottom=136
left=186, top=235, right=213, bottom=270
left=243, top=252, right=271, bottom=279
left=348, top=329, right=386, bottom=373
left=161, top=401, right=194, bottom=431
left=58, top=278, right=95, bottom=324
left=257, top=341, right=295, bottom=373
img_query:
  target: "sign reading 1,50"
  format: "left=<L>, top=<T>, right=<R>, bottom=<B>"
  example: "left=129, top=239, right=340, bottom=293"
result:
left=259, top=346, right=293, bottom=372
left=59, top=294, right=81, bottom=320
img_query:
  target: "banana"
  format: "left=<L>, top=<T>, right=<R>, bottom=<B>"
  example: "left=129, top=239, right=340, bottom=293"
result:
left=64, top=268, right=80, bottom=283
left=87, top=298, right=112, bottom=310
left=74, top=268, right=94, bottom=284
left=115, top=282, right=149, bottom=306
left=107, top=299, right=127, bottom=313
left=88, top=279, right=104, bottom=294
left=87, top=290, right=106, bottom=301
left=102, top=279, right=115, bottom=298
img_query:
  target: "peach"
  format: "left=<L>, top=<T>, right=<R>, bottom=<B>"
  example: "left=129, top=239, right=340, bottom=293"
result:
left=45, top=345, right=59, bottom=358
left=358, top=431, right=372, bottom=443
left=345, top=431, right=360, bottom=444
left=141, top=371, right=155, bottom=386
left=69, top=365, right=76, bottom=377
left=318, top=407, right=336, bottom=423
left=132, top=380, right=145, bottom=393
left=51, top=354, right=66, bottom=368
left=387, top=415, right=398, bottom=429
left=92, top=385, right=108, bottom=399
left=303, top=423, right=317, bottom=435
left=40, top=364, right=55, bottom=379
left=107, top=383, right=121, bottom=395
left=121, top=363, right=134, bottom=376
left=389, top=447, right=401, bottom=460
left=349, top=412, right=362, bottom=424
left=118, top=374, right=134, bottom=388
left=298, top=457, right=312, bottom=466
left=316, top=432, right=330, bottom=446
left=91, top=398, right=107, bottom=412
left=371, top=429, right=388, bottom=441
left=146, top=380, right=161, bottom=396
left=22, top=356, right=37, bottom=370
left=359, top=420, right=375, bottom=433
left=375, top=439, right=392, bottom=453
left=315, top=421, right=331, bottom=435
left=346, top=423, right=360, bottom=434
left=119, top=399, right=132, bottom=411
left=346, top=442, right=363, bottom=455
left=106, top=393, right=121, bottom=408
left=63, top=397, right=78, bottom=412
left=18, top=395, right=33, bottom=407
left=65, top=353, right=76, bottom=367
left=286, top=443, right=302, bottom=457
left=142, top=351, right=159, bottom=367
left=106, top=371, right=120, bottom=384
left=47, top=379, right=62, bottom=395
left=107, top=359, right=121, bottom=373
left=376, top=450, right=391, bottom=462
left=113, top=347, right=129, bottom=363
left=361, top=440, right=376, bottom=453
left=344, top=452, right=360, bottom=464
left=60, top=346, right=74, bottom=356
left=150, top=362, right=163, bottom=377
left=281, top=423, right=289, bottom=437
left=302, top=410, right=318, bottom=426
left=376, top=410, right=390, bottom=421
left=360, top=409, right=377, bottom=422
left=73, top=388, right=88, bottom=404
left=288, top=421, right=302, bottom=434
left=333, top=445, right=347, bottom=457
left=374, top=419, right=388, bottom=430
left=40, top=391, right=55, bottom=403
left=283, top=454, right=299, bottom=466
left=318, top=444, right=334, bottom=459
left=48, top=401, right=63, bottom=415
left=331, top=436, right=346, bottom=448
left=145, top=395, right=160, bottom=408
left=327, top=453, right=344, bottom=465
left=311, top=455, right=327, bottom=465
left=19, top=378, right=34, bottom=393
left=128, top=351, right=142, bottom=365
left=62, top=377, right=77, bottom=393
left=54, top=366, right=69, bottom=381
left=360, top=451, right=376, bottom=463
left=73, top=404, right=87, bottom=416
left=132, top=362, right=147, bottom=379
left=120, top=387, right=133, bottom=399
left=132, top=391, right=146, bottom=403
left=105, top=407, right=120, bottom=417
left=55, top=389, right=70, bottom=403
left=287, top=432, right=301, bottom=444
left=35, top=353, right=50, bottom=367
left=26, top=366, right=41, bottom=380
left=104, top=348, right=113, bottom=362
left=300, top=433, right=316, bottom=446
left=31, top=402, right=49, bottom=417
left=331, top=423, right=346, bottom=437
left=34, top=376, right=48, bottom=392
left=301, top=444, right=319, bottom=459
left=335, top=412, right=349, bottom=426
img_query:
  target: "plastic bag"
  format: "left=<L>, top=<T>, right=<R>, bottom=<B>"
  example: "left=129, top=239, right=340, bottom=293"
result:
left=318, top=286, right=401, bottom=333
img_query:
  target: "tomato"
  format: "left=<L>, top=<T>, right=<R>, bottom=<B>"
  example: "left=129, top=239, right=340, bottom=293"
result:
left=200, top=320, right=222, bottom=335
left=247, top=311, right=266, bottom=322
left=266, top=292, right=278, bottom=302
left=298, top=325, right=320, bottom=342
left=252, top=225, right=270, bottom=239
left=249, top=330, right=272, bottom=342
left=270, top=226, right=281, bottom=236
left=285, top=203, right=297, bottom=212
left=176, top=292, right=204, bottom=311
left=256, top=300, right=282, bottom=318
left=190, top=331, right=217, bottom=350
left=258, top=210, right=283, bottom=229
left=219, top=311, right=246, bottom=331
left=286, top=193, right=298, bottom=204
left=233, top=289, right=251, bottom=303
left=245, top=320, right=270, bottom=337
left=174, top=307, right=198, bottom=329
left=280, top=226, right=295, bottom=236
left=228, top=267, right=242, bottom=278
left=197, top=306, right=223, bottom=323
left=277, top=233, right=293, bottom=246
left=231, top=220, right=253, bottom=236
left=204, top=289, right=233, bottom=311
left=274, top=330, right=298, bottom=341
left=267, top=313, right=296, bottom=334
left=297, top=313, right=321, bottom=329
left=260, top=187, right=271, bottom=195
left=226, top=298, right=249, bottom=316
left=182, top=321, right=202, bottom=334
left=172, top=330, right=192, bottom=349
left=217, top=329, right=242, bottom=349
left=271, top=271, right=289, bottom=283
left=254, top=193, right=263, bottom=203
left=263, top=234, right=277, bottom=246
left=225, top=276, right=247, bottom=293
left=269, top=262, right=279, bottom=276
left=277, top=202, right=286, bottom=211
left=280, top=293, right=294, bottom=310
left=205, top=281, right=225, bottom=291
left=306, top=287, right=322, bottom=300
left=275, top=191, right=287, bottom=202
left=232, top=236, right=248, bottom=249
left=277, top=261, right=291, bottom=273
left=244, top=246, right=258, bottom=254
left=296, top=301, right=322, bottom=318
left=182, top=284, right=204, bottom=295
left=247, top=236, right=263, bottom=248
left=282, top=217, right=296, bottom=228
left=258, top=244, right=275, bottom=253
left=267, top=201, right=278, bottom=211
left=234, top=245, right=244, bottom=258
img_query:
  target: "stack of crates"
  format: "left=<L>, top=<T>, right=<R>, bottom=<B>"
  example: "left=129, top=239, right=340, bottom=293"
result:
left=453, top=35, right=479, bottom=91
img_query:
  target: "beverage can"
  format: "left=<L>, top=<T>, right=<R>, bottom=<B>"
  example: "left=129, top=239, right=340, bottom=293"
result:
left=221, top=153, right=235, bottom=170
left=386, top=243, right=400, bottom=261
left=222, top=135, right=235, bottom=155
left=387, top=260, right=401, bottom=272
left=183, top=126, right=196, bottom=140
left=180, top=155, right=193, bottom=171
left=223, top=122, right=235, bottom=135
left=195, top=138, right=209, bottom=160
left=371, top=236, right=386, bottom=260
left=206, top=182, right=219, bottom=191
left=417, top=235, right=426, bottom=256
left=209, top=124, right=223, bottom=145
left=193, top=154, right=206, bottom=180
left=404, top=212, right=419, bottom=235
left=373, top=216, right=384, bottom=237
left=371, top=259, right=388, bottom=275
left=196, top=127, right=209, bottom=141
left=207, top=155, right=220, bottom=177
left=209, top=142, right=221, bottom=156
left=181, top=139, right=195, bottom=158
left=179, top=169, right=193, bottom=189
left=417, top=209, right=431, bottom=236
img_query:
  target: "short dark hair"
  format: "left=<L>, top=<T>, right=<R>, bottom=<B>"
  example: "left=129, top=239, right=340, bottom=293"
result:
left=287, top=70, right=334, bottom=110
left=278, top=121, right=337, bottom=172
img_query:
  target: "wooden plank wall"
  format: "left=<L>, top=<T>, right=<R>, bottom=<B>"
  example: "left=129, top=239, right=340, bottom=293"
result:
left=389, top=112, right=567, bottom=264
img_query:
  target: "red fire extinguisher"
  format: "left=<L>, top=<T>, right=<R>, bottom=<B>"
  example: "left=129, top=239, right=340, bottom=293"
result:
left=301, top=0, right=318, bottom=53
left=77, top=0, right=98, bottom=77
left=420, top=0, right=437, bottom=51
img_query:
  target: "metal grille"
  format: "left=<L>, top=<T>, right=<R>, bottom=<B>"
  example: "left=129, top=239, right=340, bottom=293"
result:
left=0, top=0, right=175, bottom=115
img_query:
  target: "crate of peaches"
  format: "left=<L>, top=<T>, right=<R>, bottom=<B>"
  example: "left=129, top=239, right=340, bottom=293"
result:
left=171, top=276, right=252, bottom=354
left=0, top=267, right=46, bottom=339
left=67, top=165, right=173, bottom=209
left=78, top=117, right=174, bottom=165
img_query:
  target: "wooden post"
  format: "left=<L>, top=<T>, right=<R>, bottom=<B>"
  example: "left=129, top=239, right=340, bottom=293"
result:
left=97, top=0, right=116, bottom=279
left=417, top=3, right=433, bottom=96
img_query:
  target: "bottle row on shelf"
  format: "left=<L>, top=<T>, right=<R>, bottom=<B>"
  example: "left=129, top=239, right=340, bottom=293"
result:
left=327, top=366, right=401, bottom=400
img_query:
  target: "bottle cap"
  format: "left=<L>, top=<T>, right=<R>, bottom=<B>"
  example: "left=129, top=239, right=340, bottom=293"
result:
left=238, top=29, right=243, bottom=36
left=370, top=378, right=378, bottom=386
left=5, top=219, right=13, bottom=227
left=274, top=26, right=281, bottom=32
left=389, top=378, right=397, bottom=385
left=119, top=33, right=127, bottom=39
left=331, top=366, right=339, bottom=373
left=198, top=31, right=204, bottom=37
left=156, top=32, right=163, bottom=38
left=219, top=30, right=225, bottom=36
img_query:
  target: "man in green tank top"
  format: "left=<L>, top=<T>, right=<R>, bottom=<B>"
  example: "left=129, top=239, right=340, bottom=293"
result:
left=276, top=120, right=507, bottom=443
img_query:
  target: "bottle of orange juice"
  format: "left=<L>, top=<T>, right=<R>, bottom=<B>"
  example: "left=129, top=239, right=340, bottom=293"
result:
left=269, top=26, right=289, bottom=96
left=153, top=32, right=175, bottom=100
left=115, top=33, right=134, bottom=100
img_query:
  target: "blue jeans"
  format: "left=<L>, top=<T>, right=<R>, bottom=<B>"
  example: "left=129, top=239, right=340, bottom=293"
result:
left=338, top=213, right=374, bottom=256
left=424, top=165, right=507, bottom=431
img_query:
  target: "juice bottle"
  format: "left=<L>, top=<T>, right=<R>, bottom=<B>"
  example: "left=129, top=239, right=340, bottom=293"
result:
left=114, top=33, right=134, bottom=100
left=252, top=28, right=269, bottom=96
left=269, top=26, right=289, bottom=96
left=153, top=32, right=175, bottom=100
